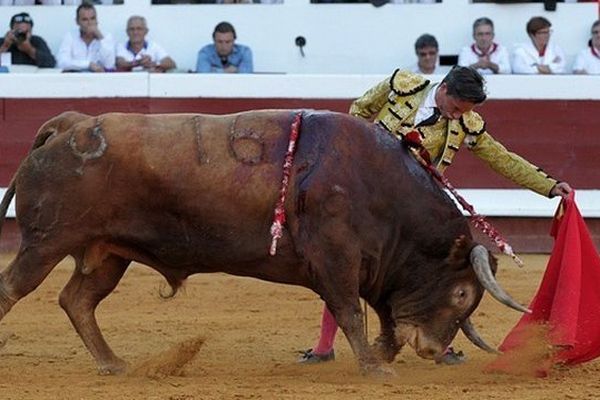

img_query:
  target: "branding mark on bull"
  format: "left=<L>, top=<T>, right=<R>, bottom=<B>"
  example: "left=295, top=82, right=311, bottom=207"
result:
left=194, top=116, right=209, bottom=164
left=229, top=115, right=264, bottom=165
left=68, top=119, right=107, bottom=175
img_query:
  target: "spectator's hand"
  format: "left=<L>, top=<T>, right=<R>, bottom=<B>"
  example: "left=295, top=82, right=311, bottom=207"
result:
left=138, top=55, right=154, bottom=69
left=87, top=23, right=103, bottom=40
left=93, top=27, right=104, bottom=40
left=537, top=64, right=552, bottom=74
left=471, top=59, right=484, bottom=69
left=478, top=56, right=491, bottom=68
left=223, top=65, right=238, bottom=73
left=150, top=65, right=167, bottom=73
left=472, top=56, right=492, bottom=71
left=0, top=30, right=16, bottom=51
left=550, top=182, right=572, bottom=199
left=89, top=62, right=105, bottom=72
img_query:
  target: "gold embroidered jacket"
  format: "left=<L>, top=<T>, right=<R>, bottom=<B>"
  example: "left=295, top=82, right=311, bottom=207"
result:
left=349, top=69, right=557, bottom=197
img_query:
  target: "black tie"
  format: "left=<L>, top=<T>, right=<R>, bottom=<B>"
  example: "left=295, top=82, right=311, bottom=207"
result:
left=416, top=107, right=441, bottom=127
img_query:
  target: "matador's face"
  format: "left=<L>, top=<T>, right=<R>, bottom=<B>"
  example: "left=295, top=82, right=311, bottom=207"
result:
left=435, top=83, right=477, bottom=120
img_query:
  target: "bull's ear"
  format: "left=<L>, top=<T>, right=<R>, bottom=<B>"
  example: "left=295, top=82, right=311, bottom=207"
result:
left=445, top=235, right=472, bottom=268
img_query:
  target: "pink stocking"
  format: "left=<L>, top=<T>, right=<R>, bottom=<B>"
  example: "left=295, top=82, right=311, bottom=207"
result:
left=313, top=304, right=338, bottom=354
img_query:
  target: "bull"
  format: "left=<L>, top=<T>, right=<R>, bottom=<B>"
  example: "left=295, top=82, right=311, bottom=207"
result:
left=0, top=110, right=525, bottom=375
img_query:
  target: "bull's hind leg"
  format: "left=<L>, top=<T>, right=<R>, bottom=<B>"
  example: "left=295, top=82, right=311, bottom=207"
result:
left=58, top=253, right=129, bottom=375
left=0, top=246, right=66, bottom=321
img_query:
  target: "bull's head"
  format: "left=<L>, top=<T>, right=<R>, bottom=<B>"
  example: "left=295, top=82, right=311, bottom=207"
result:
left=388, top=236, right=525, bottom=362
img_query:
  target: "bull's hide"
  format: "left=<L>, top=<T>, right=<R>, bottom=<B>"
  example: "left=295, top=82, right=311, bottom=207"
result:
left=0, top=110, right=495, bottom=375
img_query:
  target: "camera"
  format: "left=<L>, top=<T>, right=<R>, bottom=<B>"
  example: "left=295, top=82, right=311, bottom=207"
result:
left=13, top=30, right=27, bottom=43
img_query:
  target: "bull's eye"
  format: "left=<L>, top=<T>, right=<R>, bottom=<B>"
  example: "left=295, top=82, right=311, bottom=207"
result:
left=451, top=285, right=472, bottom=308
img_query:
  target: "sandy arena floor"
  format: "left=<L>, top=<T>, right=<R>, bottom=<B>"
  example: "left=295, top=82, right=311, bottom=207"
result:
left=0, top=253, right=599, bottom=400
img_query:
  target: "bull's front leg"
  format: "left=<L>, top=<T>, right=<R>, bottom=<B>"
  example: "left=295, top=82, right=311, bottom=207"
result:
left=304, top=186, right=393, bottom=375
left=371, top=303, right=401, bottom=363
left=326, top=299, right=393, bottom=376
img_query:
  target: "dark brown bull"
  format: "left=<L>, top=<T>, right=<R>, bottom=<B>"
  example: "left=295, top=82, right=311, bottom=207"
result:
left=0, top=110, right=525, bottom=375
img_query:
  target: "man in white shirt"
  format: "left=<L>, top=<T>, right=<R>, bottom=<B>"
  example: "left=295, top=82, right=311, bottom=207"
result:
left=57, top=3, right=115, bottom=72
left=512, top=16, right=565, bottom=75
left=573, top=19, right=600, bottom=75
left=116, top=16, right=176, bottom=73
left=458, top=17, right=511, bottom=75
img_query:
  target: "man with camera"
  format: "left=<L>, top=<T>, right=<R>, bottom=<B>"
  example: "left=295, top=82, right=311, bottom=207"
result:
left=0, top=12, right=56, bottom=69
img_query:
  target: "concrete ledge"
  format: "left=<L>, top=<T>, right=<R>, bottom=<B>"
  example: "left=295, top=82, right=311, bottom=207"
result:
left=1, top=73, right=600, bottom=100
left=448, top=189, right=600, bottom=217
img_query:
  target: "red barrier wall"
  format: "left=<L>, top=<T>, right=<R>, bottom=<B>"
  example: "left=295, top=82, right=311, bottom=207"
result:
left=2, top=98, right=598, bottom=188
left=1, top=97, right=598, bottom=253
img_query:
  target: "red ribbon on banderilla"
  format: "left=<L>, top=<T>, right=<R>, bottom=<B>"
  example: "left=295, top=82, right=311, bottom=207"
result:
left=403, top=130, right=524, bottom=268
left=269, top=112, right=303, bottom=256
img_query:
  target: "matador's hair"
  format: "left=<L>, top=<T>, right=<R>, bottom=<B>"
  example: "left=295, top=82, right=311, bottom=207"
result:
left=442, top=66, right=487, bottom=104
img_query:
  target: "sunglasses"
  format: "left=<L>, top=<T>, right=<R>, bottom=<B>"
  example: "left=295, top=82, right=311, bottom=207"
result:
left=13, top=15, right=32, bottom=24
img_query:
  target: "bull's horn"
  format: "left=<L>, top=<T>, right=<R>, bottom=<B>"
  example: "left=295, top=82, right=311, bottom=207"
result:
left=460, top=318, right=500, bottom=354
left=470, top=245, right=531, bottom=314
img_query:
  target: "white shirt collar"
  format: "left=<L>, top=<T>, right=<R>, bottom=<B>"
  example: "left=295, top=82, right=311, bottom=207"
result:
left=414, top=83, right=439, bottom=125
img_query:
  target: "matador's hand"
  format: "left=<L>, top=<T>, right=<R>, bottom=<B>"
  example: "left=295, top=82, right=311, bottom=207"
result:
left=550, top=182, right=573, bottom=199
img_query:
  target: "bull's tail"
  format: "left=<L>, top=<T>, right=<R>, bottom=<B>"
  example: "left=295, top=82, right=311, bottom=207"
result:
left=0, top=119, right=63, bottom=240
left=0, top=177, right=16, bottom=239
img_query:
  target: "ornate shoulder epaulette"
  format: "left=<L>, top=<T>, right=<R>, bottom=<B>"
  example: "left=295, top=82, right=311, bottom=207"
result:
left=459, top=111, right=486, bottom=136
left=389, top=69, right=430, bottom=97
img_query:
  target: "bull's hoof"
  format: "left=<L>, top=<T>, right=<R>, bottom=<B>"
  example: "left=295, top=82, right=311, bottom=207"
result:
left=435, top=347, right=466, bottom=366
left=97, top=359, right=127, bottom=375
left=297, top=348, right=335, bottom=364
left=360, top=363, right=396, bottom=377
left=371, top=338, right=400, bottom=363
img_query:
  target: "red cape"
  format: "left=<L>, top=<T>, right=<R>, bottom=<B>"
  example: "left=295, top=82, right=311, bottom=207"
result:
left=498, top=191, right=600, bottom=365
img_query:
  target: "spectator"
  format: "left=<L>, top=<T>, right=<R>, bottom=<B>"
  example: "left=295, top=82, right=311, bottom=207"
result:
left=458, top=17, right=510, bottom=74
left=512, top=16, right=565, bottom=74
left=196, top=21, right=253, bottom=73
left=409, top=34, right=448, bottom=75
left=116, top=16, right=176, bottom=73
left=572, top=20, right=600, bottom=75
left=57, top=3, right=115, bottom=72
left=0, top=12, right=55, bottom=68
